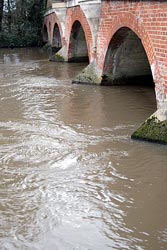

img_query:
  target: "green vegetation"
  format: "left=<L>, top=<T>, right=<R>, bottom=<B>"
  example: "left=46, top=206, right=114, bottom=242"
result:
left=49, top=52, right=65, bottom=62
left=0, top=0, right=47, bottom=48
left=131, top=116, right=167, bottom=145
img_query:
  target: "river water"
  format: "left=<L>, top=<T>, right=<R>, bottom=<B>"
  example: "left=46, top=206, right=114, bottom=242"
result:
left=0, top=48, right=166, bottom=250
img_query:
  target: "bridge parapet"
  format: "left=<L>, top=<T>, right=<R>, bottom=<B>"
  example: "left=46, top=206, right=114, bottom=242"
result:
left=66, top=0, right=101, bottom=7
left=46, top=0, right=101, bottom=10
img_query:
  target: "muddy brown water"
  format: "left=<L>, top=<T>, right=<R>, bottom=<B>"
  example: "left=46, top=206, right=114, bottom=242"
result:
left=0, top=48, right=167, bottom=250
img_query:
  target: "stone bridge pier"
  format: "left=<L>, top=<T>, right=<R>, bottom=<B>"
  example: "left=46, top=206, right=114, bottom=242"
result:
left=43, top=0, right=167, bottom=144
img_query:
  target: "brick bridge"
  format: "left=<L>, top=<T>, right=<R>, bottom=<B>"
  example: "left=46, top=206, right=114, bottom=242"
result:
left=43, top=0, right=167, bottom=144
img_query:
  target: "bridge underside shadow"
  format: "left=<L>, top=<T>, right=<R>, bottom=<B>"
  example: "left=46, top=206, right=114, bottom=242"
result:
left=102, top=27, right=154, bottom=87
left=68, top=21, right=89, bottom=63
left=43, top=25, right=48, bottom=44
left=52, top=23, right=62, bottom=53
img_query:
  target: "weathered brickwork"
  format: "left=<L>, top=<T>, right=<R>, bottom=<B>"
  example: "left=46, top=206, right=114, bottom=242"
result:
left=97, top=1, right=167, bottom=107
left=44, top=1, right=167, bottom=108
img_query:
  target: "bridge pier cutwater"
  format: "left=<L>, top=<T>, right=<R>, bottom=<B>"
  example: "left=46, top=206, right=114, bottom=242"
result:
left=43, top=0, right=167, bottom=144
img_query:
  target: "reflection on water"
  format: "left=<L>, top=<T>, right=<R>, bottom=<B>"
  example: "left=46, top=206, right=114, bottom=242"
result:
left=0, top=48, right=167, bottom=250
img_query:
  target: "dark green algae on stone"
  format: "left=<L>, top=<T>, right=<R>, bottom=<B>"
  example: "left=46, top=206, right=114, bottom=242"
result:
left=131, top=116, right=167, bottom=145
left=49, top=53, right=65, bottom=62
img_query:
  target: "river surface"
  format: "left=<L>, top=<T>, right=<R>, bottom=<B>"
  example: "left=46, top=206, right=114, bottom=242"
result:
left=0, top=48, right=167, bottom=250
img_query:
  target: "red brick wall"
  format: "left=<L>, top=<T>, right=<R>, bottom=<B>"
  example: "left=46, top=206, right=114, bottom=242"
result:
left=97, top=1, right=167, bottom=105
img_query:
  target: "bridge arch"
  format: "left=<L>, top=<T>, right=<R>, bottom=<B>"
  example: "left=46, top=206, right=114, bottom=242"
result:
left=102, top=27, right=154, bottom=86
left=52, top=23, right=62, bottom=52
left=66, top=7, right=94, bottom=63
left=98, top=12, right=157, bottom=84
left=43, top=24, right=48, bottom=43
left=68, top=20, right=89, bottom=62
left=43, top=12, right=64, bottom=46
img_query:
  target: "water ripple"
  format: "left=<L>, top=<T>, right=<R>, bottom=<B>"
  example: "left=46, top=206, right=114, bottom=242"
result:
left=0, top=48, right=166, bottom=250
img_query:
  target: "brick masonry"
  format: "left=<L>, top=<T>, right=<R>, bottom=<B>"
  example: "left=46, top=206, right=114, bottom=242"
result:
left=43, top=12, right=65, bottom=47
left=97, top=1, right=167, bottom=109
left=44, top=1, right=167, bottom=110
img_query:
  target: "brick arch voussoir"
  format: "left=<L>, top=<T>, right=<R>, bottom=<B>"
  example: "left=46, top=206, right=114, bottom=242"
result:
left=99, top=13, right=156, bottom=77
left=66, top=7, right=93, bottom=62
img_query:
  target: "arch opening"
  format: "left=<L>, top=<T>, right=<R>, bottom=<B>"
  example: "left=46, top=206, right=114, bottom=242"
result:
left=43, top=25, right=48, bottom=43
left=68, top=21, right=89, bottom=63
left=52, top=23, right=62, bottom=53
left=102, top=27, right=154, bottom=86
